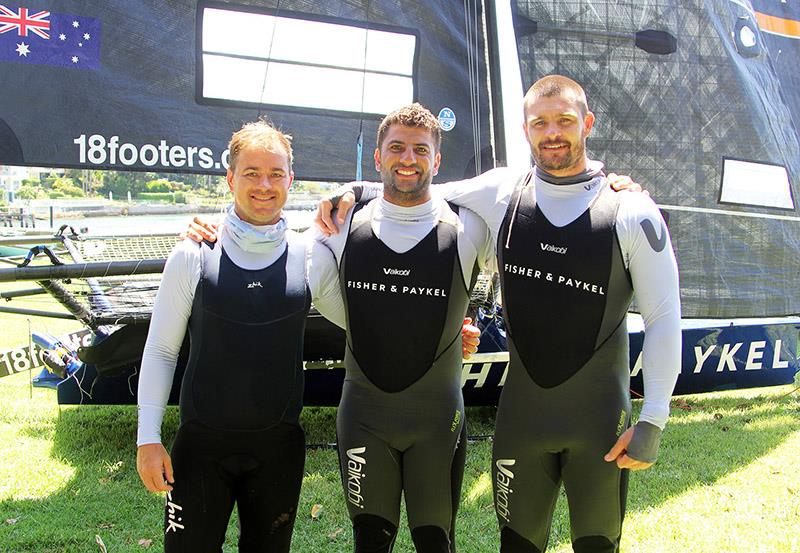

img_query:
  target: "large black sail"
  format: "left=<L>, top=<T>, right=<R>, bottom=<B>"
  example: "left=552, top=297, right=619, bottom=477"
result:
left=0, top=0, right=491, bottom=182
left=511, top=0, right=800, bottom=318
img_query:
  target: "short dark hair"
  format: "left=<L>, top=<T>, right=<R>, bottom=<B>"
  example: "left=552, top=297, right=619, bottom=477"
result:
left=376, top=103, right=442, bottom=151
left=524, top=75, right=590, bottom=117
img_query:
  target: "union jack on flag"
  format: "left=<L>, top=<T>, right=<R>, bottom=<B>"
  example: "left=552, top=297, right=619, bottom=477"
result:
left=0, top=3, right=101, bottom=69
left=0, top=4, right=50, bottom=39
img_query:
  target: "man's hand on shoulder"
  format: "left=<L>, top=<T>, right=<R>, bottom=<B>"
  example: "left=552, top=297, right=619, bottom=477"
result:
left=136, top=442, right=175, bottom=493
left=182, top=216, right=218, bottom=243
left=315, top=189, right=356, bottom=236
left=607, top=173, right=647, bottom=195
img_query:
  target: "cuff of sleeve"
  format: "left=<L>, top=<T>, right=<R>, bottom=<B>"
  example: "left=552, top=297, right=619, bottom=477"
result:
left=326, top=184, right=361, bottom=209
left=626, top=421, right=662, bottom=463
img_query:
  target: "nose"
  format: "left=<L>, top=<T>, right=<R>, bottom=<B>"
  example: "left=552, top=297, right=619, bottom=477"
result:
left=399, top=146, right=416, bottom=165
left=257, top=175, right=273, bottom=188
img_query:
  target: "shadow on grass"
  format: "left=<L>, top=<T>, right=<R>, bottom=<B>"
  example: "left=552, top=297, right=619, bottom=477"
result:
left=1, top=391, right=797, bottom=552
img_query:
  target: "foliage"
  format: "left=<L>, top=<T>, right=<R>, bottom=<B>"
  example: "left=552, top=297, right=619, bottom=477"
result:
left=145, top=179, right=171, bottom=193
left=50, top=177, right=85, bottom=198
left=173, top=191, right=187, bottom=204
left=15, top=185, right=44, bottom=200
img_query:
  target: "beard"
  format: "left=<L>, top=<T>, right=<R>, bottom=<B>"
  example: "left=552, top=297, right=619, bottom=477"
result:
left=380, top=164, right=433, bottom=205
left=532, top=139, right=585, bottom=172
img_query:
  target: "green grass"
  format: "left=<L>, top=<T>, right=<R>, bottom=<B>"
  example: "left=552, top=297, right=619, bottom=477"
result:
left=0, top=303, right=799, bottom=551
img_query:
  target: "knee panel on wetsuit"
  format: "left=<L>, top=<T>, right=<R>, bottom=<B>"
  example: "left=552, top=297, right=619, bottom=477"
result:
left=353, top=513, right=398, bottom=553
left=410, top=525, right=450, bottom=553
left=500, top=526, right=542, bottom=553
left=572, top=535, right=618, bottom=553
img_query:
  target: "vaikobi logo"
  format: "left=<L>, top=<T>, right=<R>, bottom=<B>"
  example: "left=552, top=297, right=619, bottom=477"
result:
left=383, top=267, right=411, bottom=276
left=495, top=459, right=516, bottom=522
left=346, top=447, right=367, bottom=509
left=540, top=243, right=568, bottom=255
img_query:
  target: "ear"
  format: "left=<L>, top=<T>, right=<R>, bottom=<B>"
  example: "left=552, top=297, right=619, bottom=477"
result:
left=226, top=169, right=235, bottom=192
left=583, top=111, right=596, bottom=136
left=522, top=121, right=533, bottom=146
left=374, top=147, right=382, bottom=172
left=432, top=151, right=442, bottom=176
left=288, top=170, right=295, bottom=189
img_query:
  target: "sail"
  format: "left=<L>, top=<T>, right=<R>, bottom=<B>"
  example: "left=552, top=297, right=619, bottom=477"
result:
left=0, top=0, right=491, bottom=182
left=510, top=0, right=800, bottom=318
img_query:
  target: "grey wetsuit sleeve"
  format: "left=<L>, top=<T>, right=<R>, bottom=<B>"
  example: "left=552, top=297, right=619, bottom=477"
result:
left=137, top=240, right=200, bottom=446
left=457, top=207, right=494, bottom=286
left=617, top=192, right=681, bottom=458
left=432, top=167, right=520, bottom=244
left=305, top=229, right=346, bottom=329
left=626, top=421, right=663, bottom=463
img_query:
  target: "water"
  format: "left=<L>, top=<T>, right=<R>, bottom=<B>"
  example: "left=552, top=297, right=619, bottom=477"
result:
left=43, top=209, right=316, bottom=236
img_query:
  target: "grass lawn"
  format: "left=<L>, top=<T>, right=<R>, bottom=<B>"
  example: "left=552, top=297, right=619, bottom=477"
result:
left=0, top=301, right=798, bottom=551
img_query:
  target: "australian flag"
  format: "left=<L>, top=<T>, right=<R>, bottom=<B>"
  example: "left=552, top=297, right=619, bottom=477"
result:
left=0, top=3, right=101, bottom=69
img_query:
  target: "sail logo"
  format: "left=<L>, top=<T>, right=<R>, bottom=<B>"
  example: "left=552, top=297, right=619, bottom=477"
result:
left=438, top=107, right=457, bottom=132
left=495, top=459, right=516, bottom=522
left=247, top=281, right=263, bottom=289
left=540, top=243, right=568, bottom=255
left=165, top=491, right=185, bottom=534
left=346, top=447, right=367, bottom=509
left=383, top=267, right=411, bottom=276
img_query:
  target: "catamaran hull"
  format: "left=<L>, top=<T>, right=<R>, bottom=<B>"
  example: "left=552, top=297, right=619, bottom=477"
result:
left=53, top=314, right=798, bottom=406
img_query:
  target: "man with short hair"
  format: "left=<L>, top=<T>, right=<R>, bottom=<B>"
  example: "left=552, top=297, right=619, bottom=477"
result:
left=313, top=102, right=493, bottom=552
left=321, top=75, right=681, bottom=553
left=136, top=120, right=343, bottom=552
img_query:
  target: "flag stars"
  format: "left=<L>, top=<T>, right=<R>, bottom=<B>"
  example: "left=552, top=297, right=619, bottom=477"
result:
left=71, top=55, right=79, bottom=64
left=79, top=42, right=83, bottom=47
left=83, top=33, right=90, bottom=40
left=59, top=33, right=66, bottom=41
left=15, top=42, right=30, bottom=57
left=72, top=20, right=79, bottom=28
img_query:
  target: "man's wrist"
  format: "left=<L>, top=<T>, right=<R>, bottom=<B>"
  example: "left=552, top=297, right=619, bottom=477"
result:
left=627, top=421, right=662, bottom=463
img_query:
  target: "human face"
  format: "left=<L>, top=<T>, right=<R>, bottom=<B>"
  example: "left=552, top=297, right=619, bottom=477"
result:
left=523, top=95, right=595, bottom=177
left=227, top=146, right=293, bottom=225
left=374, top=124, right=441, bottom=207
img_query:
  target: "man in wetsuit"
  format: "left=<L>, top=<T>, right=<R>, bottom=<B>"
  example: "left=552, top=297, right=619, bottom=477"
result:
left=175, top=107, right=486, bottom=553
left=320, top=75, right=681, bottom=553
left=136, top=120, right=346, bottom=552
left=313, top=103, right=493, bottom=553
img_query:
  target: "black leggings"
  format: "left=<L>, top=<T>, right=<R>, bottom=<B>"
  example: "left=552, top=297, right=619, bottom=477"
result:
left=164, top=421, right=305, bottom=553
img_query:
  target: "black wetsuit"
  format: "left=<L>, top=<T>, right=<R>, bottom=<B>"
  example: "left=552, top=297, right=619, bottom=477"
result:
left=337, top=201, right=475, bottom=553
left=493, top=176, right=634, bottom=553
left=165, top=237, right=310, bottom=553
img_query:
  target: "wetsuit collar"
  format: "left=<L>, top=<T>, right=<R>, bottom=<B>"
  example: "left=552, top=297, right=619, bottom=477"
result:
left=535, top=159, right=605, bottom=185
left=377, top=197, right=438, bottom=224
left=223, top=205, right=287, bottom=254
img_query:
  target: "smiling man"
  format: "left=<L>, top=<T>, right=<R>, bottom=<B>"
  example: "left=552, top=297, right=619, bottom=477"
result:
left=135, top=121, right=339, bottom=552
left=313, top=103, right=493, bottom=552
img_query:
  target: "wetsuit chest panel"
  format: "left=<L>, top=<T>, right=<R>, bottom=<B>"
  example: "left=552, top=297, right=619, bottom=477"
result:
left=181, top=238, right=310, bottom=430
left=498, top=182, right=628, bottom=387
left=341, top=203, right=460, bottom=393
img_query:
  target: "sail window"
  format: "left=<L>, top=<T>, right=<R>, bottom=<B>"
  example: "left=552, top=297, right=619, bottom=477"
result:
left=199, top=7, right=417, bottom=116
left=719, top=158, right=794, bottom=210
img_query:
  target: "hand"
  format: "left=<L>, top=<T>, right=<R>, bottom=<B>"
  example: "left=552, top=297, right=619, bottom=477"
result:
left=181, top=216, right=218, bottom=243
left=607, top=173, right=647, bottom=195
left=137, top=443, right=175, bottom=493
left=461, top=317, right=481, bottom=359
left=314, top=191, right=356, bottom=236
left=604, top=427, right=654, bottom=471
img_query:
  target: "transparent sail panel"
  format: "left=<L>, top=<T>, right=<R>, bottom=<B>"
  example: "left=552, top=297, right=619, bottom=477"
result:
left=201, top=7, right=416, bottom=115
